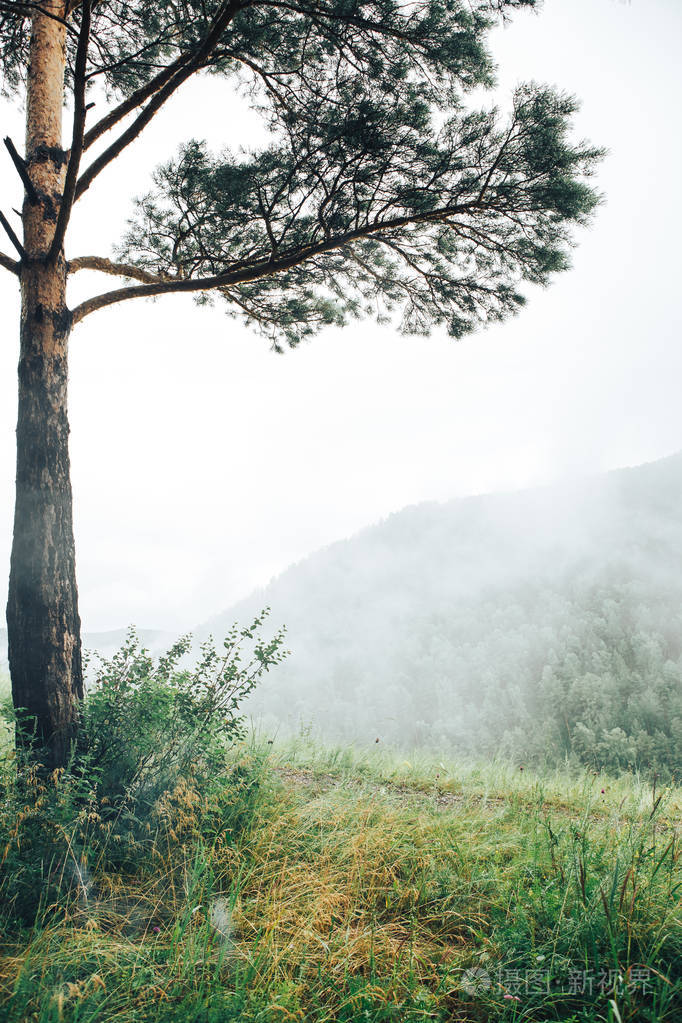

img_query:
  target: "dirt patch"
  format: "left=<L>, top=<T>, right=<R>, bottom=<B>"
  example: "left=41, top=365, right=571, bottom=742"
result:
left=275, top=765, right=523, bottom=811
left=271, top=766, right=673, bottom=830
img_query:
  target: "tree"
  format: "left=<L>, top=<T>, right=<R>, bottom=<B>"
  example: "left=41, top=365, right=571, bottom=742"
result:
left=0, top=0, right=601, bottom=767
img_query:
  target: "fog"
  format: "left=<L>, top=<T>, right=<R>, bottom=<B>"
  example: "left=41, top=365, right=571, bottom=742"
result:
left=1, top=1, right=681, bottom=772
left=188, top=452, right=681, bottom=774
left=0, top=0, right=681, bottom=637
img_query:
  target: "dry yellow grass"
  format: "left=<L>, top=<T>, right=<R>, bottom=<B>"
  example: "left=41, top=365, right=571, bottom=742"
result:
left=0, top=743, right=680, bottom=1021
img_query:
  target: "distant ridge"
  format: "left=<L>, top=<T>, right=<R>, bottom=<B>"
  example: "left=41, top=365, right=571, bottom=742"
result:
left=3, top=451, right=682, bottom=773
left=198, top=450, right=682, bottom=759
left=0, top=626, right=173, bottom=671
left=204, top=449, right=682, bottom=634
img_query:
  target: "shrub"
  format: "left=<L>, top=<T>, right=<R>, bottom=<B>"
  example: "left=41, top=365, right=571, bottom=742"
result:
left=82, top=610, right=287, bottom=806
left=0, top=611, right=286, bottom=926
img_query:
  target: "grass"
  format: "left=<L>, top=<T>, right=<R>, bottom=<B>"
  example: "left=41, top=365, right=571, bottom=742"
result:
left=0, top=735, right=680, bottom=1022
left=0, top=672, right=11, bottom=750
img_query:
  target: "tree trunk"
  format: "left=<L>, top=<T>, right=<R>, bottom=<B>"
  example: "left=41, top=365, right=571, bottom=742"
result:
left=6, top=4, right=83, bottom=769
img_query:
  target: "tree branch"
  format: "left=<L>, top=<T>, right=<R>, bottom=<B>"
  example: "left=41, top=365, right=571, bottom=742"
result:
left=75, top=0, right=243, bottom=200
left=3, top=137, right=39, bottom=205
left=48, top=0, right=91, bottom=262
left=82, top=50, right=194, bottom=152
left=0, top=249, right=20, bottom=275
left=68, top=254, right=169, bottom=283
left=71, top=200, right=481, bottom=324
left=0, top=210, right=26, bottom=261
left=0, top=1, right=80, bottom=37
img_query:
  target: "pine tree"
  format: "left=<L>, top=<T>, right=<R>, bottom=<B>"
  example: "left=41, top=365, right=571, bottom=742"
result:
left=0, top=0, right=601, bottom=766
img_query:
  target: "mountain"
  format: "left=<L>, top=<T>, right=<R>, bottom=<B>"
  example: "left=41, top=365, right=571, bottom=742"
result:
left=81, top=628, right=175, bottom=662
left=0, top=627, right=173, bottom=673
left=200, top=452, right=682, bottom=774
left=3, top=454, right=682, bottom=774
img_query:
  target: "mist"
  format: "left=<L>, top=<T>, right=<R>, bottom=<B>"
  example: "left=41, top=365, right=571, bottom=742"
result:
left=189, top=452, right=682, bottom=777
left=1, top=0, right=681, bottom=776
left=1, top=0, right=682, bottom=637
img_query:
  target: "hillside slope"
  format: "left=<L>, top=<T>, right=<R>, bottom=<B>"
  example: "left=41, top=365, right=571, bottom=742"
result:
left=202, top=453, right=682, bottom=772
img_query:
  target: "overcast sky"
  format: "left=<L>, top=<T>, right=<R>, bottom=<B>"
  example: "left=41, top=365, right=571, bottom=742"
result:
left=1, top=0, right=681, bottom=632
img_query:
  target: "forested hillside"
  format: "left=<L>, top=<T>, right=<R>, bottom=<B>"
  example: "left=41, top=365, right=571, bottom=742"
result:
left=203, top=453, right=682, bottom=776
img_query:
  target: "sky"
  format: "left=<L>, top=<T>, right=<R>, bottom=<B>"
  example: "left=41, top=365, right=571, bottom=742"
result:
left=0, top=0, right=681, bottom=632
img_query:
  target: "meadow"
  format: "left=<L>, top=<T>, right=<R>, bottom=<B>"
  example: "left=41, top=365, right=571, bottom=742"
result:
left=0, top=732, right=680, bottom=1023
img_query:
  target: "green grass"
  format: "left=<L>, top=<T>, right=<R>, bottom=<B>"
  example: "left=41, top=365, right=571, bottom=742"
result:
left=0, top=673, right=11, bottom=753
left=0, top=736, right=680, bottom=1022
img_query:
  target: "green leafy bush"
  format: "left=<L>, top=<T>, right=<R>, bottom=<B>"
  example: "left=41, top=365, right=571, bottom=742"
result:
left=0, top=611, right=286, bottom=927
left=82, top=610, right=287, bottom=805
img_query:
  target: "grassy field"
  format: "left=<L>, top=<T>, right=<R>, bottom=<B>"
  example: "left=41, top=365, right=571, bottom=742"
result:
left=0, top=736, right=680, bottom=1022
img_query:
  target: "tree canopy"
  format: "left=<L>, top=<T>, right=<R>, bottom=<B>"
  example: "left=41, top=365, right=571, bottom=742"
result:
left=1, top=0, right=602, bottom=347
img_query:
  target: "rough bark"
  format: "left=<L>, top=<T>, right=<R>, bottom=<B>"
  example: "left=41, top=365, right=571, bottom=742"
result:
left=6, top=2, right=83, bottom=769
